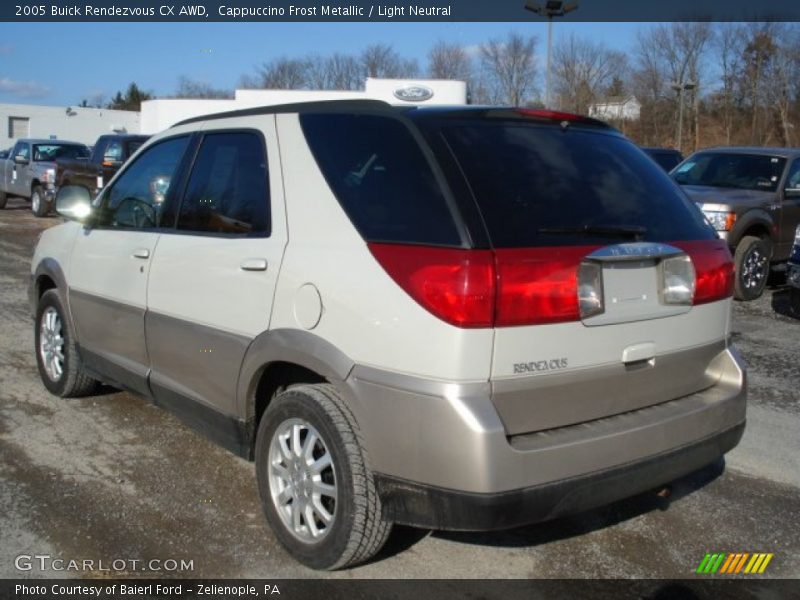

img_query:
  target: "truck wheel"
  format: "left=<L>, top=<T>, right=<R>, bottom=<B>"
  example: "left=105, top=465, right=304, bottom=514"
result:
left=790, top=287, right=800, bottom=317
left=0, top=190, right=6, bottom=209
left=734, top=236, right=770, bottom=301
left=255, top=384, right=392, bottom=570
left=31, top=185, right=50, bottom=217
left=35, top=289, right=98, bottom=397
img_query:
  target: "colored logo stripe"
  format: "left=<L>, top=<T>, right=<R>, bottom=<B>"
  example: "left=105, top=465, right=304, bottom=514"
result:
left=697, top=553, right=774, bottom=574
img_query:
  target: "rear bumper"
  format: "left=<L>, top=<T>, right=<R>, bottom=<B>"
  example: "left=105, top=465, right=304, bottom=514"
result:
left=376, top=422, right=743, bottom=530
left=346, top=345, right=746, bottom=512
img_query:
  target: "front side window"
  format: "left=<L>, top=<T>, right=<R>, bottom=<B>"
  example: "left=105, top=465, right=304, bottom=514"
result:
left=103, top=141, right=124, bottom=163
left=97, top=136, right=189, bottom=230
left=14, top=142, right=29, bottom=160
left=176, top=132, right=270, bottom=236
left=784, top=160, right=800, bottom=192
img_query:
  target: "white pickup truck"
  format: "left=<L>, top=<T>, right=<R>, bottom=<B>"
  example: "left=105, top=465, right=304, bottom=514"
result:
left=0, top=138, right=89, bottom=216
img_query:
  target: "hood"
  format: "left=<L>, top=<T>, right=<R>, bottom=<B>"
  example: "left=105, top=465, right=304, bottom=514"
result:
left=680, top=185, right=777, bottom=210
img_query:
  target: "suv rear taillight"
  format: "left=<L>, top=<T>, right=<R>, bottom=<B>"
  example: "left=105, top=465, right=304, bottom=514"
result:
left=674, top=240, right=735, bottom=305
left=367, top=244, right=495, bottom=328
left=493, top=247, right=593, bottom=326
left=369, top=239, right=734, bottom=329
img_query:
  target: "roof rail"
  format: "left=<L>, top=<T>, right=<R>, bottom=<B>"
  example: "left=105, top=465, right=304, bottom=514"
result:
left=173, top=99, right=394, bottom=127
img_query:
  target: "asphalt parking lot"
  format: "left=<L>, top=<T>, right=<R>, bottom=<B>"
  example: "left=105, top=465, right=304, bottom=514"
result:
left=1, top=195, right=798, bottom=579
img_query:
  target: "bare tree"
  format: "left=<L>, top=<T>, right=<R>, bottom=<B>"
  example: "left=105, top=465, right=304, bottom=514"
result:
left=712, top=24, right=746, bottom=144
left=427, top=41, right=473, bottom=81
left=360, top=44, right=418, bottom=79
left=246, top=57, right=310, bottom=89
left=306, top=53, right=363, bottom=90
left=174, top=76, right=233, bottom=99
left=479, top=33, right=538, bottom=105
left=629, top=23, right=711, bottom=151
left=551, top=34, right=627, bottom=114
left=761, top=24, right=800, bottom=147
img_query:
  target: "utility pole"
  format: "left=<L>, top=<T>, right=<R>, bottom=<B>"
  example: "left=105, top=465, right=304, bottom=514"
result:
left=671, top=81, right=696, bottom=153
left=524, top=1, right=578, bottom=108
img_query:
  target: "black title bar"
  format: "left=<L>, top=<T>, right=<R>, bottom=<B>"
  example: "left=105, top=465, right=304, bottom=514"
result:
left=3, top=0, right=800, bottom=22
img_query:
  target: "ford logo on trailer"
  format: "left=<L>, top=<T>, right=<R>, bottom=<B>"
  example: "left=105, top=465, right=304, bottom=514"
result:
left=393, top=85, right=434, bottom=102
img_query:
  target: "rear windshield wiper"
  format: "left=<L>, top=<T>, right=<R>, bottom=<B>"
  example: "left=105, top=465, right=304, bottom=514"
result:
left=537, top=225, right=647, bottom=240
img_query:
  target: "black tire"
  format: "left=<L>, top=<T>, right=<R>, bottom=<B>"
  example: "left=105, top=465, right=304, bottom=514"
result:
left=255, top=383, right=392, bottom=570
left=790, top=287, right=800, bottom=318
left=0, top=190, right=6, bottom=209
left=734, top=236, right=771, bottom=301
left=34, top=289, right=98, bottom=397
left=31, top=184, right=50, bottom=218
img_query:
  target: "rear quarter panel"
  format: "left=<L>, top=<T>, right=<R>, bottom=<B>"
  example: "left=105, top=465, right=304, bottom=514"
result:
left=271, top=114, right=494, bottom=382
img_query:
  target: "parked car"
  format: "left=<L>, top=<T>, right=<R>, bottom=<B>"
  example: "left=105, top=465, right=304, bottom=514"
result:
left=642, top=147, right=683, bottom=172
left=32, top=101, right=745, bottom=570
left=672, top=147, right=800, bottom=300
left=0, top=148, right=10, bottom=160
left=788, top=224, right=800, bottom=316
left=55, top=134, right=149, bottom=199
left=0, top=139, right=90, bottom=215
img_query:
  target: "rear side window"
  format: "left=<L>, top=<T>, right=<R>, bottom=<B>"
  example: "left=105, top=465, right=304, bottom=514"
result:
left=436, top=121, right=714, bottom=247
left=300, top=113, right=461, bottom=246
left=177, top=131, right=270, bottom=236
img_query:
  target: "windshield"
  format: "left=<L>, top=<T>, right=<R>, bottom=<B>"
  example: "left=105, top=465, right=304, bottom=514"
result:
left=672, top=152, right=786, bottom=192
left=33, top=144, right=90, bottom=162
left=427, top=120, right=714, bottom=247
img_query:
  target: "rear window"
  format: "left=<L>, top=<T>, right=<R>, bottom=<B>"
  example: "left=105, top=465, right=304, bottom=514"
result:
left=33, top=144, right=90, bottom=161
left=300, top=113, right=461, bottom=246
left=434, top=121, right=714, bottom=248
left=672, top=152, right=786, bottom=192
left=647, top=150, right=682, bottom=172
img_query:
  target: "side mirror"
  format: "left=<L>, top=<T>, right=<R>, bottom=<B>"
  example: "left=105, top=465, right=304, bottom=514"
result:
left=55, top=185, right=93, bottom=222
left=785, top=188, right=800, bottom=198
left=14, top=155, right=29, bottom=165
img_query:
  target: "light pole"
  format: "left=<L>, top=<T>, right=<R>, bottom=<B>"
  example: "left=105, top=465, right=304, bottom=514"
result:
left=524, top=1, right=578, bottom=108
left=671, top=80, right=696, bottom=152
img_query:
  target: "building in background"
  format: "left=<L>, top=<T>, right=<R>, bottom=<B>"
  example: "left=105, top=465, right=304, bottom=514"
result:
left=141, top=78, right=467, bottom=133
left=0, top=103, right=141, bottom=148
left=1, top=78, right=467, bottom=146
left=588, top=95, right=642, bottom=121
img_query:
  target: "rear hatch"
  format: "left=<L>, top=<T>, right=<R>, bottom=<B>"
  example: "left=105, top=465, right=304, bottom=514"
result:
left=416, top=111, right=734, bottom=435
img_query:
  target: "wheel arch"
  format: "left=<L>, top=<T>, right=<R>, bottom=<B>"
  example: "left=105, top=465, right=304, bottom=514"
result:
left=30, top=259, right=76, bottom=336
left=237, top=329, right=357, bottom=457
left=731, top=210, right=777, bottom=251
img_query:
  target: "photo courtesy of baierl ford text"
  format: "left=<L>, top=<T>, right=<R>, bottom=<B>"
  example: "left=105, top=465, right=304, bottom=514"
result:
left=0, top=1, right=799, bottom=598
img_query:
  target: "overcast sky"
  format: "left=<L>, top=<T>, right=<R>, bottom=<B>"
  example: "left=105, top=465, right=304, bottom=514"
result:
left=0, top=22, right=641, bottom=106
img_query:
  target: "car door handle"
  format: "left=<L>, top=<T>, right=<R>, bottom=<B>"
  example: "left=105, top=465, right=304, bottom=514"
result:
left=132, top=248, right=150, bottom=259
left=240, top=258, right=268, bottom=271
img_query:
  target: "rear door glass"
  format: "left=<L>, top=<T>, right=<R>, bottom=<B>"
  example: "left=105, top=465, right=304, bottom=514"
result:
left=300, top=113, right=461, bottom=246
left=436, top=121, right=714, bottom=248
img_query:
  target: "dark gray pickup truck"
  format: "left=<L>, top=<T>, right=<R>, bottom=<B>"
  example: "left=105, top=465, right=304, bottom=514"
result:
left=55, top=134, right=149, bottom=200
left=673, top=147, right=800, bottom=300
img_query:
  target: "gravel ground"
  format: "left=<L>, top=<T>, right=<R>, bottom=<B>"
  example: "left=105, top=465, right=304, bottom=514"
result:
left=1, top=195, right=798, bottom=580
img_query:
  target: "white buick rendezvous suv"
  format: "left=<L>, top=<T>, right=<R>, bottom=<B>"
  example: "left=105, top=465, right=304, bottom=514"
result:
left=30, top=101, right=746, bottom=569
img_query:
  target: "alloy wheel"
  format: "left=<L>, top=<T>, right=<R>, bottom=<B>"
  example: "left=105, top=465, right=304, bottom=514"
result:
left=39, top=306, right=65, bottom=381
left=741, top=246, right=768, bottom=290
left=268, top=418, right=337, bottom=543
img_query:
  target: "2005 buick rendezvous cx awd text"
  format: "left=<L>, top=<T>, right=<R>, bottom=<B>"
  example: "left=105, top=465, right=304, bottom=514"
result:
left=30, top=101, right=746, bottom=570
